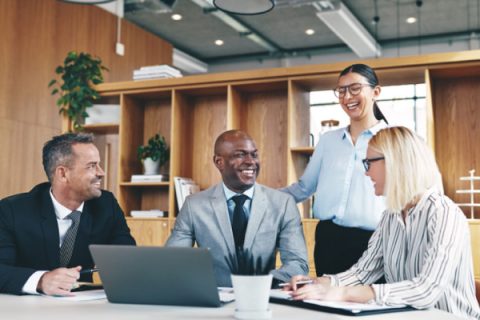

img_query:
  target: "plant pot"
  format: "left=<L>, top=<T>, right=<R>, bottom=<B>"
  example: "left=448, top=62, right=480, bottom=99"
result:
left=143, top=158, right=160, bottom=175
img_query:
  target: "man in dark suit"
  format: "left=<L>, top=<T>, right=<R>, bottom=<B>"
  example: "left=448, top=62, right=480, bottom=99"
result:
left=0, top=133, right=135, bottom=296
left=167, top=130, right=308, bottom=287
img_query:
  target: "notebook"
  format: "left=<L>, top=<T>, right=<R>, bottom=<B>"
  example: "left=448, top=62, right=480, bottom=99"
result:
left=89, top=245, right=223, bottom=307
left=269, top=290, right=413, bottom=316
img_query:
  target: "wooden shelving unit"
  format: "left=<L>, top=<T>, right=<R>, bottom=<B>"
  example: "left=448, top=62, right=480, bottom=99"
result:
left=290, top=147, right=314, bottom=155
left=75, top=50, right=480, bottom=278
left=83, top=123, right=119, bottom=135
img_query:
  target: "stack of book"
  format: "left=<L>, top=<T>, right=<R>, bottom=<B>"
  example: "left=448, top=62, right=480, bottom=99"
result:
left=131, top=174, right=167, bottom=183
left=174, top=177, right=200, bottom=210
left=133, top=65, right=182, bottom=81
left=130, top=210, right=165, bottom=218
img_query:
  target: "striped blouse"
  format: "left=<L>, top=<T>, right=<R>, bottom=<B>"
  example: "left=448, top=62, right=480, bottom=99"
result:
left=330, top=188, right=480, bottom=320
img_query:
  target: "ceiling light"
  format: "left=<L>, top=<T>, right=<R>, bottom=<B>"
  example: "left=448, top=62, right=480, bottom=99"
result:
left=171, top=14, right=182, bottom=20
left=213, top=0, right=274, bottom=15
left=305, top=29, right=315, bottom=35
left=315, top=1, right=381, bottom=58
left=406, top=17, right=417, bottom=24
left=215, top=39, right=224, bottom=46
left=58, top=0, right=115, bottom=4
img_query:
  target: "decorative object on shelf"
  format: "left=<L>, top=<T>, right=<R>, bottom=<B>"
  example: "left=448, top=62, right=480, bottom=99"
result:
left=455, top=169, right=480, bottom=219
left=137, top=133, right=169, bottom=175
left=130, top=174, right=169, bottom=183
left=49, top=51, right=109, bottom=131
left=173, top=177, right=200, bottom=210
left=213, top=0, right=274, bottom=15
left=320, top=119, right=340, bottom=134
left=84, top=104, right=120, bottom=125
left=130, top=210, right=165, bottom=218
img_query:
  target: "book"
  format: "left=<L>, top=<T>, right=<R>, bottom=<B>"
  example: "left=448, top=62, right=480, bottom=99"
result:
left=131, top=174, right=165, bottom=182
left=173, top=177, right=200, bottom=210
left=130, top=210, right=165, bottom=218
left=133, top=65, right=182, bottom=80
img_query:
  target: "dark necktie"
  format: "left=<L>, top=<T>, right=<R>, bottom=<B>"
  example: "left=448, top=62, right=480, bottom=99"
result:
left=231, top=195, right=249, bottom=249
left=60, top=210, right=81, bottom=267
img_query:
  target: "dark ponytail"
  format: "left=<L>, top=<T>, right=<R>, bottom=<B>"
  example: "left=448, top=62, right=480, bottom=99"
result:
left=373, top=102, right=388, bottom=124
left=339, top=64, right=388, bottom=124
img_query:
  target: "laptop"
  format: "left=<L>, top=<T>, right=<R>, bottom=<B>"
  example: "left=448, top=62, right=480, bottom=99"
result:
left=89, top=245, right=222, bottom=307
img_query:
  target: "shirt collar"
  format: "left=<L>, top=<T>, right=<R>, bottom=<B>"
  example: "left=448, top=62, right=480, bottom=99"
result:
left=342, top=120, right=388, bottom=140
left=49, top=189, right=84, bottom=220
left=222, top=183, right=255, bottom=201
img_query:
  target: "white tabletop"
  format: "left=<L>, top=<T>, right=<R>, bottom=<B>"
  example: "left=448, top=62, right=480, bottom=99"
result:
left=0, top=294, right=463, bottom=320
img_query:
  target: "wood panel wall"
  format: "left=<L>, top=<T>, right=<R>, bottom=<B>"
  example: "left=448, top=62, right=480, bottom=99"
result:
left=432, top=75, right=480, bottom=218
left=0, top=0, right=172, bottom=198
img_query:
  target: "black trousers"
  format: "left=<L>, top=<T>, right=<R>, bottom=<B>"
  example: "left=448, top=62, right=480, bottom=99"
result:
left=314, top=220, right=374, bottom=276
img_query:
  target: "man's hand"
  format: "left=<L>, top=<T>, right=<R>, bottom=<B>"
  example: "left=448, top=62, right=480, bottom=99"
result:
left=37, top=266, right=81, bottom=296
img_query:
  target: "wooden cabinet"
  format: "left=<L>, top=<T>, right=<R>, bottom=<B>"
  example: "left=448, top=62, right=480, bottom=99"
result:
left=78, top=49, right=480, bottom=273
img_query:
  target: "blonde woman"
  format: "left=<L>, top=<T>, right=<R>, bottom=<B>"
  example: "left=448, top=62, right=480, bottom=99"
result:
left=287, top=127, right=480, bottom=319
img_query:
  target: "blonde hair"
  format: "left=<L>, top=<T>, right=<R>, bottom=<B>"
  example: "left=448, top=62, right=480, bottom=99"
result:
left=368, top=127, right=443, bottom=212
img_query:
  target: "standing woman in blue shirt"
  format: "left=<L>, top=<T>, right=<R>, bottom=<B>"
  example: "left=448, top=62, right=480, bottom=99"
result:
left=281, top=64, right=388, bottom=276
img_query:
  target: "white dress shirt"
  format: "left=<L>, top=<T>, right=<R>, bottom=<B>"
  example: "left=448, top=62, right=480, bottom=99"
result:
left=22, top=190, right=84, bottom=294
left=281, top=121, right=387, bottom=230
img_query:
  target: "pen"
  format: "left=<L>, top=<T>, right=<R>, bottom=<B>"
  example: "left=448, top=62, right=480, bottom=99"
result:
left=79, top=268, right=99, bottom=274
left=278, top=279, right=313, bottom=287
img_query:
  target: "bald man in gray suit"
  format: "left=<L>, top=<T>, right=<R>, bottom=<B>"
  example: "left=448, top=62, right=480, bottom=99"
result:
left=166, top=130, right=308, bottom=287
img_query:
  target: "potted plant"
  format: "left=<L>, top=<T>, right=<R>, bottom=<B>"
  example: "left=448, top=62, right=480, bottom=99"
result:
left=48, top=51, right=109, bottom=131
left=137, top=134, right=169, bottom=176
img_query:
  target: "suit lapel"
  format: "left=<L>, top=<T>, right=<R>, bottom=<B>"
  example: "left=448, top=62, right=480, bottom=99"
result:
left=39, top=188, right=61, bottom=269
left=211, top=184, right=236, bottom=258
left=244, top=185, right=267, bottom=250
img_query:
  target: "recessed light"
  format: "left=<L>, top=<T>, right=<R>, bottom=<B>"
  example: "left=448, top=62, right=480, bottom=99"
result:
left=171, top=14, right=182, bottom=21
left=215, top=39, right=224, bottom=46
left=406, top=17, right=417, bottom=24
left=305, top=29, right=315, bottom=35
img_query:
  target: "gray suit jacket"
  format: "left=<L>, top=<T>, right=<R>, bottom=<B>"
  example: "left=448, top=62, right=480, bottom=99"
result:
left=166, top=183, right=308, bottom=286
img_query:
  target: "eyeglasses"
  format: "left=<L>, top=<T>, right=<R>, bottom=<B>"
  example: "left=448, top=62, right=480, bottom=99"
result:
left=333, top=83, right=372, bottom=98
left=362, top=156, right=385, bottom=171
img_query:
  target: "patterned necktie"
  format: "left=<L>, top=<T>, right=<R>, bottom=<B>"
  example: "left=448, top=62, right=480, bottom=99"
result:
left=231, top=195, right=249, bottom=249
left=59, top=210, right=81, bottom=267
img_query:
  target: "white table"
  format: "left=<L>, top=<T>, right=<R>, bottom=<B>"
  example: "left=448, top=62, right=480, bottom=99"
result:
left=0, top=294, right=463, bottom=320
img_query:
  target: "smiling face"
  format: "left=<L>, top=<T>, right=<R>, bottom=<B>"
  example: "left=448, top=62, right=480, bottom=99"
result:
left=365, top=146, right=386, bottom=196
left=214, top=132, right=260, bottom=193
left=337, top=72, right=380, bottom=122
left=65, top=143, right=105, bottom=202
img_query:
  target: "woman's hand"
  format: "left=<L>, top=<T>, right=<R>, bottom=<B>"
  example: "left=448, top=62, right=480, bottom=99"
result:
left=291, top=283, right=346, bottom=301
left=282, top=275, right=331, bottom=291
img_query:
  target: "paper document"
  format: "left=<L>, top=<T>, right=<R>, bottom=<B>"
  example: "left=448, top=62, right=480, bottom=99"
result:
left=218, top=287, right=235, bottom=303
left=49, top=289, right=107, bottom=301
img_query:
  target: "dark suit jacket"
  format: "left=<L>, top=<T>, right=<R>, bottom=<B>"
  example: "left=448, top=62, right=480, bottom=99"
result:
left=0, top=182, right=135, bottom=295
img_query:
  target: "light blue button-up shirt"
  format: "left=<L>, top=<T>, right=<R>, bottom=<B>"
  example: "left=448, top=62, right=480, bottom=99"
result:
left=281, top=121, right=387, bottom=230
left=223, top=183, right=255, bottom=223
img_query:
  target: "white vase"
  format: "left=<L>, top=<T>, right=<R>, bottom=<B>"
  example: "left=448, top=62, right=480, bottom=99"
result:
left=143, top=158, right=160, bottom=175
left=231, top=274, right=273, bottom=319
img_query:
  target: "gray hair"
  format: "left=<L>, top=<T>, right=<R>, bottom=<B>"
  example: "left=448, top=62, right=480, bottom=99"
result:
left=42, top=133, right=95, bottom=182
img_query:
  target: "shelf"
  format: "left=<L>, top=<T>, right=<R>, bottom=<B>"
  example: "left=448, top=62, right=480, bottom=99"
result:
left=120, top=181, right=170, bottom=187
left=290, top=147, right=314, bottom=155
left=83, top=123, right=119, bottom=134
